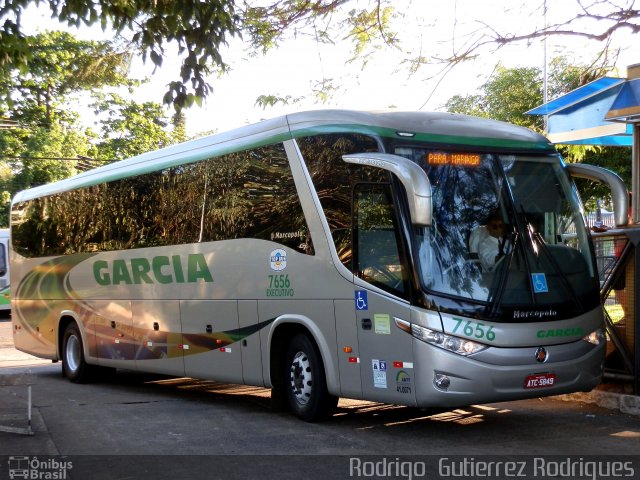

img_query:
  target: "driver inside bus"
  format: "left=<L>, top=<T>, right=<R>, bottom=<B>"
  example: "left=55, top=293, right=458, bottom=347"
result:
left=478, top=210, right=511, bottom=271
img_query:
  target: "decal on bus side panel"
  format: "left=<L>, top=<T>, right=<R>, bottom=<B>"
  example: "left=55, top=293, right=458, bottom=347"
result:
left=372, top=359, right=388, bottom=388
left=355, top=290, right=368, bottom=310
left=95, top=318, right=276, bottom=360
left=452, top=317, right=497, bottom=341
left=269, top=249, right=287, bottom=271
left=266, top=249, right=293, bottom=296
left=93, top=254, right=213, bottom=286
left=266, top=274, right=294, bottom=297
left=396, top=370, right=412, bottom=394
left=13, top=253, right=275, bottom=360
left=445, top=315, right=584, bottom=343
left=374, top=314, right=391, bottom=335
left=537, top=327, right=583, bottom=338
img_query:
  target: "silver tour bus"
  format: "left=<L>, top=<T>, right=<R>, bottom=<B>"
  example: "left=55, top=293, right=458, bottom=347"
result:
left=10, top=110, right=625, bottom=421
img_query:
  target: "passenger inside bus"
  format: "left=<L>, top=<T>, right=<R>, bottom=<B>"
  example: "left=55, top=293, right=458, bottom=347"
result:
left=474, top=210, right=511, bottom=272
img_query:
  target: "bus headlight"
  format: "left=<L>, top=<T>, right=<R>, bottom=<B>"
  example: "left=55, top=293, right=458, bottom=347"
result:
left=582, top=328, right=605, bottom=346
left=395, top=319, right=487, bottom=356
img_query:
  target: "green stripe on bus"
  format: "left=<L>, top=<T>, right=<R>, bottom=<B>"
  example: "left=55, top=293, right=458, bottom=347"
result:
left=289, top=124, right=553, bottom=150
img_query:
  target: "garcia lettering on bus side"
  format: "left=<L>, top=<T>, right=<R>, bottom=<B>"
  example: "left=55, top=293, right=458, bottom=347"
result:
left=536, top=327, right=584, bottom=338
left=93, top=253, right=213, bottom=285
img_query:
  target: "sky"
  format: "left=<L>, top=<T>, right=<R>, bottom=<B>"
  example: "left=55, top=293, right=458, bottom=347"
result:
left=23, top=0, right=640, bottom=137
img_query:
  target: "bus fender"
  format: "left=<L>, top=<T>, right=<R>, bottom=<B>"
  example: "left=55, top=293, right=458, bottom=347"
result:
left=266, top=314, right=340, bottom=396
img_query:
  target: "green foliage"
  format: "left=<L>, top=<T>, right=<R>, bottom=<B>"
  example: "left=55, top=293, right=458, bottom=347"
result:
left=1, top=0, right=241, bottom=112
left=0, top=29, right=184, bottom=227
left=482, top=66, right=544, bottom=129
left=444, top=57, right=631, bottom=214
left=0, top=31, right=131, bottom=122
left=444, top=57, right=616, bottom=134
left=572, top=146, right=631, bottom=212
left=0, top=31, right=129, bottom=226
left=344, top=4, right=398, bottom=67
left=445, top=64, right=543, bottom=130
left=1, top=119, right=95, bottom=226
left=92, top=93, right=176, bottom=161
left=0, top=162, right=14, bottom=228
left=444, top=94, right=484, bottom=119
left=242, top=1, right=350, bottom=53
left=255, top=94, right=302, bottom=109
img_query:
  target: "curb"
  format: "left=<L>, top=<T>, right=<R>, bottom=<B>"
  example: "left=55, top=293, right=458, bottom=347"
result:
left=555, top=389, right=640, bottom=416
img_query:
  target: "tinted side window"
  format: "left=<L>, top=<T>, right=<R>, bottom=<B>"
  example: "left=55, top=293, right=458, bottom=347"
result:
left=0, top=243, right=5, bottom=276
left=297, top=133, right=382, bottom=270
left=12, top=143, right=313, bottom=257
left=354, top=183, right=407, bottom=296
left=198, top=143, right=313, bottom=253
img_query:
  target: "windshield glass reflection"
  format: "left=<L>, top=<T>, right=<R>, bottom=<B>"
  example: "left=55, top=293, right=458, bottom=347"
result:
left=394, top=147, right=597, bottom=314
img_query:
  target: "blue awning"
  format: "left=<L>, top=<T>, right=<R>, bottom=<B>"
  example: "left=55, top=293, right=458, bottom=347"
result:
left=527, top=76, right=638, bottom=146
left=605, top=78, right=640, bottom=122
left=526, top=77, right=625, bottom=116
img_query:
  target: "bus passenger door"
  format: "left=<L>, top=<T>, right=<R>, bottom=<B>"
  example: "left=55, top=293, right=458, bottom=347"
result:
left=352, top=183, right=417, bottom=406
left=354, top=290, right=415, bottom=405
left=238, top=300, right=264, bottom=386
left=335, top=299, right=362, bottom=399
left=132, top=300, right=184, bottom=376
left=181, top=300, right=243, bottom=383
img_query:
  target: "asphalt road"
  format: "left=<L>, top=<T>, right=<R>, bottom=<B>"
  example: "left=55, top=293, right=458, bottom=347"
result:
left=1, top=317, right=640, bottom=479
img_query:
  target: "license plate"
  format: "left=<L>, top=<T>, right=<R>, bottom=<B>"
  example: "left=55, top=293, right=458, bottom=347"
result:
left=524, top=373, right=556, bottom=389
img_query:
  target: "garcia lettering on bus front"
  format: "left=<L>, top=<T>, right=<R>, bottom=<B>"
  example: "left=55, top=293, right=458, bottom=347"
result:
left=93, top=253, right=213, bottom=285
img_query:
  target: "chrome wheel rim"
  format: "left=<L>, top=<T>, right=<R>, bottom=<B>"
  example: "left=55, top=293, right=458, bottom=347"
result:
left=66, top=334, right=81, bottom=373
left=290, top=351, right=312, bottom=405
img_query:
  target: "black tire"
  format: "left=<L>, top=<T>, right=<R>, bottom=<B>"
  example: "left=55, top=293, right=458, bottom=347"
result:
left=61, top=323, right=95, bottom=383
left=284, top=333, right=338, bottom=422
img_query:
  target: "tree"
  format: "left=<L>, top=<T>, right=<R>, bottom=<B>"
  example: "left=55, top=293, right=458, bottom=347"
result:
left=0, top=110, right=97, bottom=226
left=11, top=121, right=93, bottom=185
left=431, top=0, right=638, bottom=69
left=92, top=93, right=178, bottom=161
left=447, top=65, right=544, bottom=129
left=0, top=31, right=134, bottom=222
left=0, top=1, right=398, bottom=111
left=0, top=30, right=182, bottom=226
left=444, top=58, right=630, bottom=211
left=0, top=30, right=131, bottom=125
left=0, top=0, right=240, bottom=111
left=445, top=57, right=609, bottom=131
left=1, top=1, right=637, bottom=112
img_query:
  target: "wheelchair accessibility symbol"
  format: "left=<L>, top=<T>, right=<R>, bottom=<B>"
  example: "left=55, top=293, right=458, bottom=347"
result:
left=532, top=273, right=549, bottom=293
left=355, top=290, right=368, bottom=310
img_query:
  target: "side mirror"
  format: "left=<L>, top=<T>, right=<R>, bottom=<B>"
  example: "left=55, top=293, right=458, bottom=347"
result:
left=566, top=163, right=629, bottom=227
left=342, top=153, right=432, bottom=226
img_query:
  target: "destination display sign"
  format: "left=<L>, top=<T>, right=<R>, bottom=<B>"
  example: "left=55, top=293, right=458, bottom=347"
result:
left=427, top=152, right=481, bottom=166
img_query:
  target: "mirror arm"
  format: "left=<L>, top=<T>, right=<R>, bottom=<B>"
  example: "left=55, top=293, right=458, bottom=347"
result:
left=567, top=163, right=629, bottom=227
left=342, top=153, right=433, bottom=226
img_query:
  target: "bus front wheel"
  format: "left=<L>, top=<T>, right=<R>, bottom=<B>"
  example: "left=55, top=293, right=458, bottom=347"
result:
left=62, top=323, right=94, bottom=383
left=284, top=333, right=337, bottom=422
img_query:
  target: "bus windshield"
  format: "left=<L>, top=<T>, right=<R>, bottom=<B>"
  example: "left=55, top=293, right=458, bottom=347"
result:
left=394, top=147, right=599, bottom=319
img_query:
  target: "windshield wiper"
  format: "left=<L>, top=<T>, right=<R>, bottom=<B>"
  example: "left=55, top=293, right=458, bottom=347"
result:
left=519, top=207, right=581, bottom=310
left=485, top=230, right=518, bottom=319
left=530, top=229, right=582, bottom=310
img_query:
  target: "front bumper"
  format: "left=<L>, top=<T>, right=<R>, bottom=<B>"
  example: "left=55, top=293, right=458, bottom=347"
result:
left=413, top=337, right=604, bottom=408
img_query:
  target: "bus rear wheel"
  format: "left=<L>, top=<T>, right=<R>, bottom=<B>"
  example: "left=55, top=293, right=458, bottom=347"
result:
left=285, top=333, right=337, bottom=422
left=62, top=323, right=94, bottom=383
